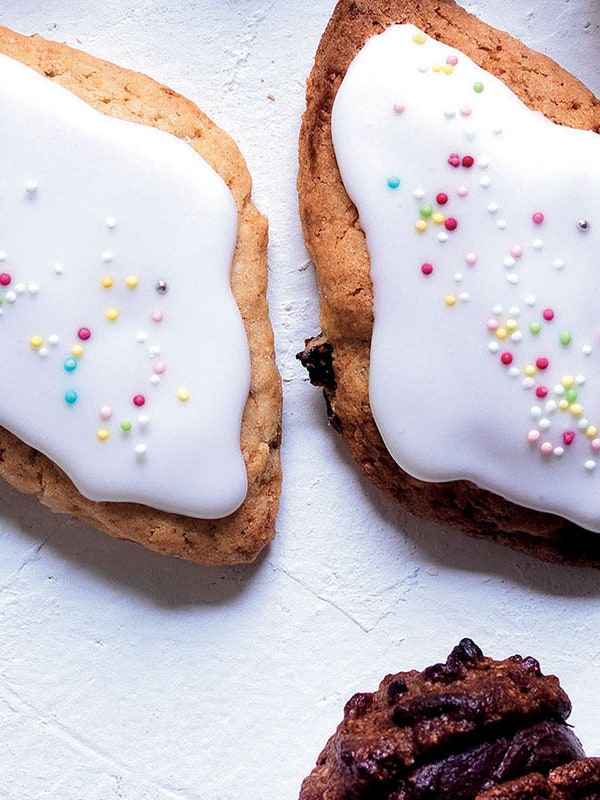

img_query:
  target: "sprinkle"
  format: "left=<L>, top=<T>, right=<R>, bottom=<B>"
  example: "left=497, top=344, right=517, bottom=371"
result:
left=99, top=405, right=112, bottom=421
left=176, top=387, right=190, bottom=402
left=510, top=245, right=523, bottom=259
left=479, top=176, right=491, bottom=188
left=561, top=375, right=575, bottom=388
left=529, top=321, right=542, bottom=335
left=446, top=54, right=458, bottom=66
left=125, top=275, right=139, bottom=289
left=149, top=345, right=161, bottom=357
left=150, top=374, right=160, bottom=385
left=444, top=109, right=457, bottom=119
left=437, top=232, right=449, bottom=243
left=54, top=262, right=64, bottom=275
left=63, top=357, right=77, bottom=372
left=565, top=388, right=578, bottom=404
left=570, top=404, right=584, bottom=417
left=533, top=239, right=544, bottom=250
left=431, top=212, right=445, bottom=225
left=393, top=102, right=405, bottom=114
left=151, top=310, right=164, bottom=323
left=25, top=179, right=39, bottom=194
left=415, top=219, right=428, bottom=233
left=135, top=444, right=147, bottom=457
left=461, top=155, right=474, bottom=168
left=155, top=280, right=168, bottom=294
left=503, top=256, right=516, bottom=269
left=27, top=283, right=39, bottom=295
left=454, top=273, right=463, bottom=282
left=0, top=273, right=11, bottom=286
left=540, top=442, right=554, bottom=456
left=431, top=63, right=443, bottom=73
left=153, top=363, right=166, bottom=376
left=412, top=31, right=427, bottom=44
left=456, top=185, right=468, bottom=198
left=542, top=308, right=555, bottom=321
left=460, top=106, right=472, bottom=117
left=488, top=341, right=500, bottom=354
left=536, top=357, right=549, bottom=370
left=539, top=418, right=551, bottom=431
left=473, top=81, right=484, bottom=93
left=71, top=344, right=84, bottom=359
left=444, top=294, right=457, bottom=307
left=97, top=428, right=109, bottom=441
left=577, top=219, right=590, bottom=231
left=65, top=390, right=78, bottom=405
left=101, top=249, right=113, bottom=263
left=413, top=188, right=426, bottom=200
left=444, top=217, right=458, bottom=231
left=420, top=203, right=433, bottom=218
left=530, top=407, right=543, bottom=420
left=5, top=291, right=16, bottom=303
left=101, top=275, right=114, bottom=289
left=584, top=460, right=596, bottom=471
left=553, top=259, right=565, bottom=270
left=14, top=283, right=25, bottom=294
left=524, top=363, right=536, bottom=377
left=563, top=432, right=576, bottom=446
left=495, top=327, right=508, bottom=340
left=487, top=202, right=498, bottom=214
left=120, top=420, right=132, bottom=432
left=559, top=331, right=572, bottom=346
left=500, top=352, right=513, bottom=365
left=436, top=193, right=448, bottom=205
left=77, top=327, right=91, bottom=341
left=421, top=262, right=434, bottom=276
left=497, top=220, right=507, bottom=230
left=505, top=318, right=519, bottom=332
left=545, top=401, right=557, bottom=414
left=527, top=430, right=540, bottom=443
left=465, top=252, right=477, bottom=266
left=105, top=307, right=119, bottom=322
left=536, top=387, right=548, bottom=399
left=448, top=153, right=461, bottom=168
left=525, top=295, right=537, bottom=307
left=136, top=331, right=148, bottom=343
left=583, top=345, right=593, bottom=356
left=48, top=335, right=59, bottom=346
left=106, top=215, right=117, bottom=229
left=592, top=439, right=600, bottom=452
left=576, top=375, right=586, bottom=386
left=133, top=394, right=146, bottom=407
left=553, top=447, right=564, bottom=457
left=29, top=335, right=43, bottom=349
left=522, top=377, right=535, bottom=390
left=0, top=252, right=6, bottom=262
left=587, top=426, right=598, bottom=439
left=532, top=211, right=544, bottom=225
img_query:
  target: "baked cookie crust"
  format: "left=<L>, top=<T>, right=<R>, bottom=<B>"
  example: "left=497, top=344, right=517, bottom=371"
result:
left=0, top=26, right=282, bottom=565
left=298, top=0, right=600, bottom=564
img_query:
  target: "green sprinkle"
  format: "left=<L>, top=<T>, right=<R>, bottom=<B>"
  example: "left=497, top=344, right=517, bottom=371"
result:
left=387, top=175, right=401, bottom=189
left=120, top=420, right=132, bottom=432
left=565, top=388, right=578, bottom=404
left=559, top=331, right=573, bottom=346
left=473, top=81, right=484, bottom=93
left=529, top=321, right=542, bottom=335
left=64, top=389, right=78, bottom=405
left=420, top=203, right=433, bottom=218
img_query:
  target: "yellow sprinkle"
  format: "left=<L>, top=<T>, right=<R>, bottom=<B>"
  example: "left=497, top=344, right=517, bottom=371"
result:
left=101, top=275, right=114, bottom=289
left=105, top=307, right=119, bottom=322
left=495, top=327, right=508, bottom=340
left=97, top=428, right=109, bottom=441
left=125, top=275, right=139, bottom=289
left=414, top=219, right=428, bottom=233
left=176, top=387, right=190, bottom=402
left=523, top=364, right=537, bottom=377
left=558, top=399, right=569, bottom=411
left=442, top=64, right=454, bottom=75
left=570, top=403, right=584, bottom=417
left=431, top=212, right=445, bottom=225
left=561, top=374, right=575, bottom=388
left=412, top=31, right=427, bottom=44
left=431, top=63, right=443, bottom=73
left=444, top=294, right=457, bottom=307
left=586, top=425, right=598, bottom=439
left=30, top=335, right=43, bottom=349
left=71, top=344, right=84, bottom=358
left=505, top=318, right=519, bottom=332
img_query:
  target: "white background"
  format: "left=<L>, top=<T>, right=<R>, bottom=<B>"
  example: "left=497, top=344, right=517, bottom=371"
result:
left=0, top=2, right=599, bottom=798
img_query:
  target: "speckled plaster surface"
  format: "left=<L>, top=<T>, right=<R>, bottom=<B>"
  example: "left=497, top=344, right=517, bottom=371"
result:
left=0, top=2, right=598, bottom=798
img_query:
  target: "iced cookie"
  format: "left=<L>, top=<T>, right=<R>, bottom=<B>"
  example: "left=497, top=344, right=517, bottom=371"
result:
left=0, top=27, right=281, bottom=564
left=298, top=0, right=600, bottom=563
left=299, top=639, right=594, bottom=800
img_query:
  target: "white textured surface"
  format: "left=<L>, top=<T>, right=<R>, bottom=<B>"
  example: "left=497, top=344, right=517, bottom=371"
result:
left=0, top=2, right=598, bottom=798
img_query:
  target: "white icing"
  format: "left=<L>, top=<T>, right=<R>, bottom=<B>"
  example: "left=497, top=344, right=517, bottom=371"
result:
left=332, top=25, right=600, bottom=530
left=0, top=54, right=251, bottom=519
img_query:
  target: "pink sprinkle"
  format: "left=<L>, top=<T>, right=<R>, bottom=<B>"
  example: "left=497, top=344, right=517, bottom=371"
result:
left=77, top=327, right=91, bottom=341
left=99, top=405, right=112, bottom=421
left=393, top=102, right=405, bottom=114
left=153, top=363, right=166, bottom=376
left=456, top=185, right=468, bottom=198
left=510, top=245, right=523, bottom=259
left=0, top=272, right=11, bottom=286
left=536, top=386, right=548, bottom=399
left=500, top=352, right=513, bottom=365
left=532, top=211, right=544, bottom=225
left=460, top=106, right=472, bottom=117
left=444, top=217, right=458, bottom=231
left=527, top=430, right=541, bottom=443
left=448, top=153, right=461, bottom=168
left=542, top=308, right=555, bottom=322
left=540, top=442, right=554, bottom=456
left=151, top=310, right=164, bottom=323
left=461, top=155, right=475, bottom=168
left=486, top=318, right=499, bottom=332
left=563, top=431, right=575, bottom=446
left=446, top=55, right=458, bottom=66
left=133, top=394, right=146, bottom=407
left=421, top=262, right=433, bottom=276
left=436, top=192, right=448, bottom=205
left=591, top=438, right=600, bottom=452
left=465, top=252, right=477, bottom=266
left=536, top=357, right=549, bottom=370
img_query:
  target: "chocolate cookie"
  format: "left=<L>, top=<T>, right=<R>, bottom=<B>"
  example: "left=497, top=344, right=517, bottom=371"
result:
left=476, top=759, right=600, bottom=800
left=297, top=0, right=600, bottom=563
left=0, top=27, right=281, bottom=564
left=299, top=639, right=589, bottom=800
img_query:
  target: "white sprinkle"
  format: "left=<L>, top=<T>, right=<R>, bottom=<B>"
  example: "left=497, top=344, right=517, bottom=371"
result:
left=48, top=334, right=59, bottom=346
left=150, top=374, right=161, bottom=385
left=545, top=401, right=558, bottom=415
left=578, top=418, right=590, bottom=430
left=135, top=444, right=147, bottom=458
left=553, top=258, right=565, bottom=270
left=5, top=291, right=16, bottom=304
left=38, top=347, right=49, bottom=358
left=101, top=249, right=114, bottom=263
left=438, top=232, right=449, bottom=243
left=487, top=202, right=498, bottom=214
left=532, top=239, right=543, bottom=250
left=539, top=418, right=551, bottom=431
left=464, top=126, right=476, bottom=140
left=585, top=459, right=596, bottom=471
left=553, top=385, right=565, bottom=397
left=149, top=345, right=161, bottom=357
left=530, top=406, right=542, bottom=419
left=418, top=64, right=429, bottom=73
left=575, top=374, right=586, bottom=386
left=503, top=256, right=516, bottom=268
left=510, top=331, right=522, bottom=343
left=525, top=295, right=536, bottom=307
left=583, top=345, right=592, bottom=356
left=27, top=282, right=39, bottom=295
left=506, top=273, right=519, bottom=285
left=493, top=304, right=503, bottom=315
left=509, top=306, right=520, bottom=316
left=413, top=187, right=426, bottom=200
left=106, top=215, right=117, bottom=229
left=454, top=272, right=463, bottom=282
left=458, top=292, right=470, bottom=302
left=553, top=447, right=564, bottom=457
left=497, top=219, right=507, bottom=230
left=488, top=342, right=500, bottom=354
left=478, top=156, right=490, bottom=169
left=508, top=366, right=520, bottom=378
left=444, top=109, right=456, bottom=119
left=136, top=331, right=148, bottom=343
left=0, top=251, right=6, bottom=262
left=138, top=414, right=150, bottom=427
left=479, top=176, right=491, bottom=188
left=523, top=377, right=535, bottom=390
left=14, top=282, right=25, bottom=294
left=25, top=179, right=38, bottom=194
left=54, top=262, right=64, bottom=275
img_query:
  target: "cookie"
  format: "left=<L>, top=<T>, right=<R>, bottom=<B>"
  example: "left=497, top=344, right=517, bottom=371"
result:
left=476, top=759, right=600, bottom=800
left=299, top=639, right=590, bottom=800
left=0, top=27, right=281, bottom=565
left=297, top=0, right=600, bottom=563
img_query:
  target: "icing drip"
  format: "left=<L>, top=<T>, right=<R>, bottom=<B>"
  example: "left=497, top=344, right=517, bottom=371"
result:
left=0, top=54, right=250, bottom=519
left=332, top=25, right=600, bottom=530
